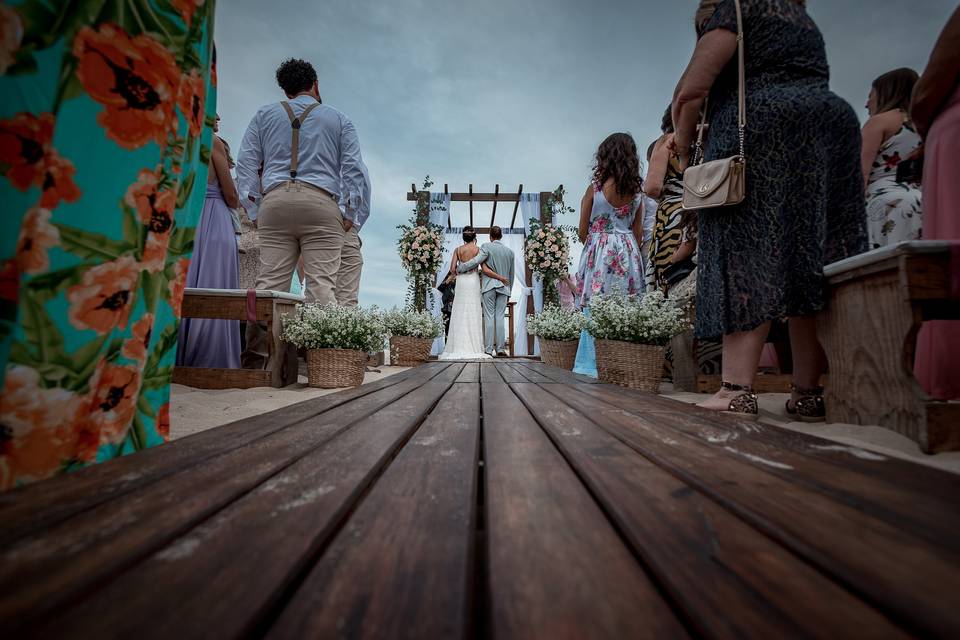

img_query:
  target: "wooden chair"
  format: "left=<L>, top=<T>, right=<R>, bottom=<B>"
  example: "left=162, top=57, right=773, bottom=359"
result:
left=818, top=241, right=960, bottom=453
left=172, top=288, right=303, bottom=390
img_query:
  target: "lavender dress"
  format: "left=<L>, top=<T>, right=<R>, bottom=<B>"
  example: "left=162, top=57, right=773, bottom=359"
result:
left=175, top=181, right=241, bottom=368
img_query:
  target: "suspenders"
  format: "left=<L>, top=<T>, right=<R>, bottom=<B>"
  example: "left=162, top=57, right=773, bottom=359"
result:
left=279, top=100, right=321, bottom=180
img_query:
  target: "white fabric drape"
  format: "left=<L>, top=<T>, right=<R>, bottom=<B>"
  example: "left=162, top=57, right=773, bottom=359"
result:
left=519, top=194, right=541, bottom=356
left=427, top=192, right=452, bottom=355
left=497, top=231, right=528, bottom=356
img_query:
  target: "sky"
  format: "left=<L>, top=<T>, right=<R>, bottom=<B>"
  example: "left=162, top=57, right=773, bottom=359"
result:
left=214, top=0, right=956, bottom=309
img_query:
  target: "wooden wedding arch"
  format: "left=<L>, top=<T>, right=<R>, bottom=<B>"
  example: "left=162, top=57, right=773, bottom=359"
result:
left=405, top=183, right=561, bottom=354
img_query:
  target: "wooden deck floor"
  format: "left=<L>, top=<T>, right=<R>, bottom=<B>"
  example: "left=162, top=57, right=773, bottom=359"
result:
left=2, top=361, right=959, bottom=638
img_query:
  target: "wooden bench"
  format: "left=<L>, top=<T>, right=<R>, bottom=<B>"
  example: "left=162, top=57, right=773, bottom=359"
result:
left=172, top=288, right=303, bottom=390
left=2, top=361, right=959, bottom=637
left=819, top=241, right=960, bottom=453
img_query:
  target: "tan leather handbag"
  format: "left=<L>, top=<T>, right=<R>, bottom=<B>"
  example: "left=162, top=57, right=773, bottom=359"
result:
left=682, top=0, right=746, bottom=211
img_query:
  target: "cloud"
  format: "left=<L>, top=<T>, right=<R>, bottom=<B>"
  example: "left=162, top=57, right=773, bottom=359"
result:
left=214, top=0, right=954, bottom=308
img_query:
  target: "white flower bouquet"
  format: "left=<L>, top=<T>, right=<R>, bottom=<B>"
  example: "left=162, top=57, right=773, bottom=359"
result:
left=397, top=224, right=445, bottom=279
left=587, top=291, right=689, bottom=391
left=524, top=221, right=572, bottom=283
left=587, top=290, right=687, bottom=346
left=282, top=303, right=386, bottom=353
left=383, top=307, right=444, bottom=339
left=526, top=306, right=587, bottom=342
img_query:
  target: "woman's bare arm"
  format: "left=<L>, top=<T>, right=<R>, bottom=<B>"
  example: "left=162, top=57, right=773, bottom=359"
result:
left=860, top=115, right=887, bottom=189
left=911, top=5, right=960, bottom=138
left=644, top=134, right=673, bottom=199
left=449, top=248, right=459, bottom=276
left=672, top=29, right=738, bottom=168
left=212, top=136, right=240, bottom=208
left=578, top=184, right=592, bottom=243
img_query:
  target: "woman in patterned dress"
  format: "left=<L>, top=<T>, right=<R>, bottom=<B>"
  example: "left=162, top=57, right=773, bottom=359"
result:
left=671, top=0, right=866, bottom=419
left=644, top=107, right=687, bottom=293
left=861, top=68, right=923, bottom=249
left=572, top=133, right=647, bottom=377
left=0, top=3, right=217, bottom=489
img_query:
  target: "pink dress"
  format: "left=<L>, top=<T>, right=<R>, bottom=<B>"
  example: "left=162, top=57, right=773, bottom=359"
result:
left=914, top=86, right=960, bottom=400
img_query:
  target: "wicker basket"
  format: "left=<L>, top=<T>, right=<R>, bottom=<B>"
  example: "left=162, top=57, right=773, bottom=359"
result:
left=306, top=348, right=367, bottom=388
left=389, top=335, right=434, bottom=367
left=595, top=339, right=665, bottom=392
left=539, top=338, right=579, bottom=370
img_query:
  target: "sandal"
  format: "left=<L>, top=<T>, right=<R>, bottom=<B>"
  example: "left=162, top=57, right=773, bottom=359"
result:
left=785, top=384, right=826, bottom=423
left=719, top=381, right=759, bottom=421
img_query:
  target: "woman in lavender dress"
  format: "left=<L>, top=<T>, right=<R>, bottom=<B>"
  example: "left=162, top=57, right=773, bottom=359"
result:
left=176, top=117, right=242, bottom=368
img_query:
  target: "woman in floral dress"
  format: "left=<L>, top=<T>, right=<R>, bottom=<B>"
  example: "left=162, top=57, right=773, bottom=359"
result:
left=572, top=133, right=646, bottom=377
left=0, top=2, right=217, bottom=489
left=861, top=68, right=923, bottom=249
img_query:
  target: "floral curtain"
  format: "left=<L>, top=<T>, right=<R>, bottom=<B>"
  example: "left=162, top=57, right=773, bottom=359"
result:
left=0, top=0, right=217, bottom=489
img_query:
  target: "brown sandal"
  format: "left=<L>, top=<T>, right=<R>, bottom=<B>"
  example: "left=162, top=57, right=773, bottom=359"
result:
left=719, top=381, right=759, bottom=421
left=785, top=384, right=826, bottom=423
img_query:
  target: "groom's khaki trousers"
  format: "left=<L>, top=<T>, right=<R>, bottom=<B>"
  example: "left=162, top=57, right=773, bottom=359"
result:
left=482, top=289, right=509, bottom=354
left=242, top=180, right=344, bottom=368
left=335, top=227, right=362, bottom=307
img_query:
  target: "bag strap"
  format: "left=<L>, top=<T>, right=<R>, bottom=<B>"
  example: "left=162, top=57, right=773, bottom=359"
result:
left=693, top=0, right=746, bottom=164
left=280, top=100, right=321, bottom=179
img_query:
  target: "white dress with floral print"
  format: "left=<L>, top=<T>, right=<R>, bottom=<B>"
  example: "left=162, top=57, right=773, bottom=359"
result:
left=575, top=184, right=645, bottom=307
left=865, top=119, right=923, bottom=250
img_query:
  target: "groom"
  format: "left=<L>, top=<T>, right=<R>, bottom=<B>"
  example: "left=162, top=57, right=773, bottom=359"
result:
left=457, top=226, right=515, bottom=356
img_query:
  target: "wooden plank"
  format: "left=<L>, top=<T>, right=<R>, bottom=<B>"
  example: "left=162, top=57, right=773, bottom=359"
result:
left=573, top=382, right=960, bottom=533
left=490, top=184, right=500, bottom=228
left=512, top=382, right=907, bottom=638
left=509, top=184, right=523, bottom=228
left=522, top=360, right=599, bottom=384
left=172, top=367, right=271, bottom=389
left=0, top=363, right=449, bottom=548
left=546, top=385, right=960, bottom=637
left=493, top=361, right=527, bottom=383
left=268, top=383, right=481, bottom=638
left=407, top=192, right=524, bottom=203
left=430, top=362, right=465, bottom=383
left=0, top=372, right=454, bottom=626
left=928, top=402, right=960, bottom=452
left=478, top=362, right=503, bottom=383
left=901, top=252, right=953, bottom=300
left=456, top=362, right=480, bottom=383
left=481, top=381, right=687, bottom=638
left=181, top=295, right=276, bottom=321
left=504, top=362, right=554, bottom=383
left=469, top=184, right=473, bottom=226
left=29, top=381, right=456, bottom=639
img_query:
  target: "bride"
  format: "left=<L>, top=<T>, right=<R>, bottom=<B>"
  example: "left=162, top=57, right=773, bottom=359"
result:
left=440, top=226, right=509, bottom=360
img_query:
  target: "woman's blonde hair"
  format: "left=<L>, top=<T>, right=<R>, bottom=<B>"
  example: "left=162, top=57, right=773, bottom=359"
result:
left=695, top=0, right=807, bottom=34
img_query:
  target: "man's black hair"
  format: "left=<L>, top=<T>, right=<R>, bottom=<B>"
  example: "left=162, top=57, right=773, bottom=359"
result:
left=276, top=58, right=317, bottom=96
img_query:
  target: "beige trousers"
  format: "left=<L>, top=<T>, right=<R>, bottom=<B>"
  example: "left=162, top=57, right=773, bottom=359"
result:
left=242, top=181, right=344, bottom=369
left=257, top=181, right=344, bottom=304
left=335, top=227, right=363, bottom=307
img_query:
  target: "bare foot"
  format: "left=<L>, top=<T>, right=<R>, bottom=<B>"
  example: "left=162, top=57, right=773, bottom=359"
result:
left=696, top=387, right=742, bottom=411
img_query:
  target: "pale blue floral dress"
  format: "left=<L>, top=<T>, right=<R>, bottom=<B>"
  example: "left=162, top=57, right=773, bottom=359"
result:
left=573, top=183, right=645, bottom=377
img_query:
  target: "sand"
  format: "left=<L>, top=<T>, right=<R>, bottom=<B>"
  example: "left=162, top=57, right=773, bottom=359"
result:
left=170, top=368, right=959, bottom=475
left=169, top=366, right=409, bottom=440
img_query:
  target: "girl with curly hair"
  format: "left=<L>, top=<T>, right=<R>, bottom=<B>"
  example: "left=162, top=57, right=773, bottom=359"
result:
left=573, top=132, right=652, bottom=377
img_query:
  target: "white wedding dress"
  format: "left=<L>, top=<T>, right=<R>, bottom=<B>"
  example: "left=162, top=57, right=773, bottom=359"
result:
left=440, top=269, right=492, bottom=360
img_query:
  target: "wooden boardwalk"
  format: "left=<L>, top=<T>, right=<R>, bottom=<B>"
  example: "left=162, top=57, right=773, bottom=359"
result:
left=2, top=361, right=959, bottom=638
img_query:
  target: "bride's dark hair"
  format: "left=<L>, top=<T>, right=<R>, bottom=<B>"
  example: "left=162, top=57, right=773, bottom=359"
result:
left=462, top=226, right=477, bottom=243
left=592, top=132, right=643, bottom=199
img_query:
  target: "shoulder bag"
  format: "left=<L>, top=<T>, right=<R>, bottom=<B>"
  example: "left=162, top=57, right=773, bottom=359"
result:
left=682, top=0, right=746, bottom=211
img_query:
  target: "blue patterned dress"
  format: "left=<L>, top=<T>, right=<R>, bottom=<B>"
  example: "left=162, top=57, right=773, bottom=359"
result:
left=573, top=183, right=645, bottom=376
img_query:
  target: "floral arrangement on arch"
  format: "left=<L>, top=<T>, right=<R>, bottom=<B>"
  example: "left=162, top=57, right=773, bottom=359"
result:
left=396, top=176, right=447, bottom=311
left=524, top=186, right=578, bottom=307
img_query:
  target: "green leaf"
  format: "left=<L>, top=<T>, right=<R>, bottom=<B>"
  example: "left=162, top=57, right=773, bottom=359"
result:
left=137, top=391, right=157, bottom=417
left=9, top=340, right=40, bottom=368
left=175, top=172, right=196, bottom=209
left=121, top=203, right=145, bottom=250
left=185, top=134, right=196, bottom=163
left=25, top=264, right=91, bottom=301
left=130, top=413, right=147, bottom=451
left=141, top=365, right=173, bottom=391
left=166, top=225, right=195, bottom=258
left=20, top=293, right=65, bottom=368
left=199, top=144, right=211, bottom=165
left=55, top=224, right=134, bottom=261
left=16, top=0, right=61, bottom=49
left=144, top=324, right=177, bottom=375
left=7, top=52, right=39, bottom=76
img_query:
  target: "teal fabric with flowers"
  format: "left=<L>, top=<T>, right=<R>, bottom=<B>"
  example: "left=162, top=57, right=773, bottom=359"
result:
left=0, top=0, right=216, bottom=489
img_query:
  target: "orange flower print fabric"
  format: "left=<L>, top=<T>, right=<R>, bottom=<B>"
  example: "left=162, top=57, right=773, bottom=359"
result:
left=0, top=2, right=217, bottom=490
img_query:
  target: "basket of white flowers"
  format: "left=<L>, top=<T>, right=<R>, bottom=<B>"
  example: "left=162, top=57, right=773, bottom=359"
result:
left=384, top=307, right=444, bottom=366
left=282, top=304, right=387, bottom=388
left=587, top=291, right=688, bottom=392
left=526, top=305, right=587, bottom=370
